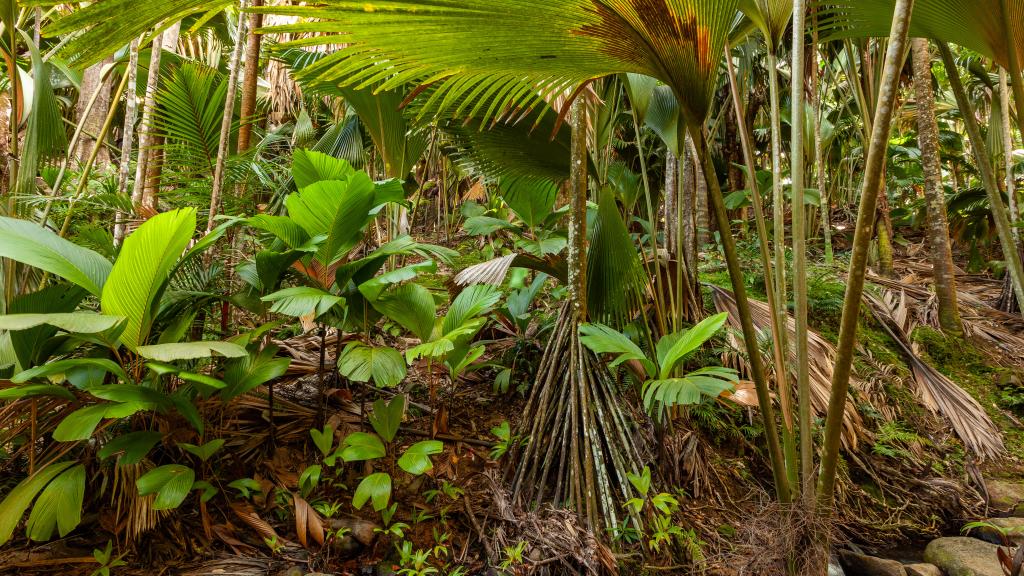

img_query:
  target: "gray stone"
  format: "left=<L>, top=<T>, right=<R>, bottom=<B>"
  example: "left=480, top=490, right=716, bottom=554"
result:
left=923, top=537, right=1004, bottom=576
left=838, top=550, right=907, bottom=576
left=987, top=479, right=1024, bottom=516
left=904, top=564, right=943, bottom=576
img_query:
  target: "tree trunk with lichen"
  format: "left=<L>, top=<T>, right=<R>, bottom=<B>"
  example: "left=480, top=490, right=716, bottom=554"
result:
left=912, top=38, right=962, bottom=335
left=75, top=58, right=114, bottom=168
left=567, top=98, right=588, bottom=318
left=664, top=149, right=678, bottom=256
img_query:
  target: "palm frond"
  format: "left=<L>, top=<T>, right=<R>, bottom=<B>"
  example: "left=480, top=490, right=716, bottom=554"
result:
left=815, top=0, right=1023, bottom=70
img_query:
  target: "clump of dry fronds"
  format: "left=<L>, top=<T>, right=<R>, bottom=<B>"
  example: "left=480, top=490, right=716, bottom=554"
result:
left=716, top=501, right=836, bottom=576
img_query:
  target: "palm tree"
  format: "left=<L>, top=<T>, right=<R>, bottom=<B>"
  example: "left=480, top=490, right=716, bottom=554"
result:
left=817, top=0, right=915, bottom=513
left=255, top=0, right=795, bottom=519
left=911, top=38, right=963, bottom=335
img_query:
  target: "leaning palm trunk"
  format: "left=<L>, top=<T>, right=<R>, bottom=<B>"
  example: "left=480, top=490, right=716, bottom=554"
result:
left=237, top=0, right=264, bottom=153
left=911, top=38, right=962, bottom=335
left=206, top=0, right=250, bottom=234
left=818, top=0, right=915, bottom=510
left=812, top=11, right=833, bottom=265
left=509, top=98, right=643, bottom=531
left=1000, top=69, right=1019, bottom=246
left=937, top=42, right=1024, bottom=311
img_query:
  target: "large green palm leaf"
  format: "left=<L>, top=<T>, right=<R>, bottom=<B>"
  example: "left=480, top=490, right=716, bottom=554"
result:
left=815, top=0, right=1023, bottom=69
left=261, top=0, right=740, bottom=127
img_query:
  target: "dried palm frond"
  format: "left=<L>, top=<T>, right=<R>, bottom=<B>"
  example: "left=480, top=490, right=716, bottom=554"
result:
left=864, top=290, right=1004, bottom=460
left=107, top=461, right=169, bottom=545
left=710, top=285, right=865, bottom=450
left=453, top=252, right=568, bottom=287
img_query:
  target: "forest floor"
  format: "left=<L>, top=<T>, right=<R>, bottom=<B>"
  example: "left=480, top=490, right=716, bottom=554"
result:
left=2, top=224, right=1023, bottom=576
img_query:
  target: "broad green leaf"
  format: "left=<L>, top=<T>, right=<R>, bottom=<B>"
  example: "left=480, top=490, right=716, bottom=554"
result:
left=192, top=480, right=219, bottom=503
left=101, top=209, right=197, bottom=349
left=88, top=384, right=171, bottom=408
left=179, top=439, right=225, bottom=462
left=442, top=285, right=501, bottom=336
left=12, top=358, right=129, bottom=385
left=463, top=216, right=517, bottom=236
left=98, top=431, right=163, bottom=464
left=292, top=149, right=354, bottom=189
left=262, top=287, right=344, bottom=319
left=221, top=346, right=290, bottom=401
left=339, top=432, right=386, bottom=462
left=6, top=286, right=86, bottom=370
left=0, top=313, right=123, bottom=334
left=26, top=464, right=85, bottom=541
left=0, top=216, right=111, bottom=296
left=397, top=440, right=443, bottom=475
left=657, top=313, right=729, bottom=380
left=498, top=179, right=557, bottom=229
left=137, top=465, right=196, bottom=510
left=0, top=461, right=75, bottom=546
left=135, top=341, right=247, bottom=362
left=405, top=338, right=455, bottom=364
left=373, top=283, right=436, bottom=341
left=310, top=425, right=334, bottom=456
left=338, top=343, right=407, bottom=388
left=53, top=402, right=147, bottom=441
left=0, top=384, right=75, bottom=401
left=286, top=174, right=375, bottom=265
left=245, top=214, right=312, bottom=250
left=352, top=472, right=391, bottom=511
left=578, top=323, right=656, bottom=378
left=357, top=260, right=436, bottom=302
left=368, top=395, right=404, bottom=443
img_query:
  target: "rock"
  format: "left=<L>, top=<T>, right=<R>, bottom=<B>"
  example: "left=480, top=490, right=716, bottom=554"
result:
left=987, top=479, right=1024, bottom=516
left=924, top=537, right=1004, bottom=576
left=326, top=517, right=379, bottom=545
left=904, top=564, right=943, bottom=576
left=838, top=550, right=907, bottom=576
left=969, top=517, right=1024, bottom=545
left=829, top=558, right=847, bottom=576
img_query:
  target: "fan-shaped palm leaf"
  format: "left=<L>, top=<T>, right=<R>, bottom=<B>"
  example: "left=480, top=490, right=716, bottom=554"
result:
left=260, top=0, right=741, bottom=128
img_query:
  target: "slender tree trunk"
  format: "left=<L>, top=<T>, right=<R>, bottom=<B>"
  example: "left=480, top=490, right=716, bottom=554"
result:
left=664, top=149, right=678, bottom=256
left=75, top=58, right=114, bottom=168
left=791, top=0, right=813, bottom=499
left=568, top=97, right=588, bottom=319
left=237, top=0, right=264, bottom=153
left=207, top=0, right=250, bottom=234
left=912, top=38, right=962, bottom=335
left=131, top=34, right=163, bottom=216
left=818, top=0, right=915, bottom=510
left=812, top=16, right=833, bottom=265
left=1001, top=69, right=1020, bottom=246
left=767, top=50, right=789, bottom=348
left=114, top=39, right=140, bottom=246
left=693, top=137, right=709, bottom=251
left=939, top=43, right=1024, bottom=310
left=682, top=135, right=697, bottom=275
left=695, top=124, right=792, bottom=505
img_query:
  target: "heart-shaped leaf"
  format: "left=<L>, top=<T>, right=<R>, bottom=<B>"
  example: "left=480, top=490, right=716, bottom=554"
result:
left=397, top=440, right=443, bottom=475
left=352, top=472, right=391, bottom=511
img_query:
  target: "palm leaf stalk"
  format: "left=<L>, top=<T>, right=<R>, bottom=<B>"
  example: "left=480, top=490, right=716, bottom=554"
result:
left=817, top=0, right=915, bottom=512
left=723, top=40, right=794, bottom=499
left=790, top=0, right=814, bottom=498
left=206, top=0, right=248, bottom=234
left=936, top=42, right=1024, bottom=309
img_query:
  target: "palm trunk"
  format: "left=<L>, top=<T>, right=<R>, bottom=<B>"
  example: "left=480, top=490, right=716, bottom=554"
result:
left=767, top=50, right=789, bottom=352
left=938, top=43, right=1024, bottom=310
left=1001, top=69, right=1020, bottom=246
left=206, top=0, right=250, bottom=234
left=818, top=0, right=914, bottom=509
left=131, top=34, right=164, bottom=216
left=114, top=39, right=140, bottom=246
left=912, top=38, right=962, bottom=335
left=237, top=0, right=264, bottom=153
left=790, top=0, right=813, bottom=499
left=664, top=149, right=678, bottom=256
left=694, top=124, right=792, bottom=505
left=683, top=135, right=697, bottom=275
left=75, top=58, right=115, bottom=168
left=568, top=98, right=588, bottom=318
left=724, top=41, right=793, bottom=503
left=812, top=15, right=833, bottom=265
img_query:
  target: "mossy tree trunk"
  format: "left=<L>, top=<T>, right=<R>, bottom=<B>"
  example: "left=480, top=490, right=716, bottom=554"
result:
left=911, top=38, right=962, bottom=335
